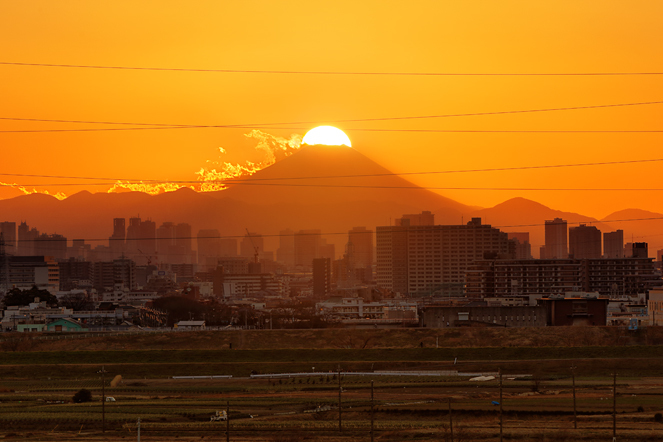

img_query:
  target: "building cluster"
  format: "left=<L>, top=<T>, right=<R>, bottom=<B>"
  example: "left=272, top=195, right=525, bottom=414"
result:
left=1, top=210, right=662, bottom=331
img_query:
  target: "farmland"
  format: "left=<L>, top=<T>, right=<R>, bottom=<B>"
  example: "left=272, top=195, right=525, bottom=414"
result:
left=1, top=327, right=663, bottom=441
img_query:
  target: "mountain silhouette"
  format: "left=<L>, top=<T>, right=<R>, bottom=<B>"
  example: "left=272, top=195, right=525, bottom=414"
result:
left=467, top=197, right=613, bottom=257
left=0, top=145, right=471, bottom=255
left=2, top=148, right=660, bottom=259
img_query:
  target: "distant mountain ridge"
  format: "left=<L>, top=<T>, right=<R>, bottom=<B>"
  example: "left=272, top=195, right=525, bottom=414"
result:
left=1, top=148, right=661, bottom=258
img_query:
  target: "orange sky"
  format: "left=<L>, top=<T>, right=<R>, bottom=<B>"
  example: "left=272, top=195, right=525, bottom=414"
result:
left=1, top=1, right=662, bottom=218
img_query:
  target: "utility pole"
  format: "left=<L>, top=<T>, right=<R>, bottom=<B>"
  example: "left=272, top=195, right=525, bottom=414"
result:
left=613, top=372, right=617, bottom=442
left=449, top=398, right=453, bottom=442
left=370, top=380, right=374, bottom=442
left=499, top=368, right=503, bottom=442
left=338, top=367, right=342, bottom=432
left=571, top=365, right=577, bottom=429
left=226, top=400, right=230, bottom=442
left=98, top=366, right=107, bottom=433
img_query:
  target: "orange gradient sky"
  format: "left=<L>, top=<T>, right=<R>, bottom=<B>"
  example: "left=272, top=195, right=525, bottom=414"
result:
left=1, top=1, right=662, bottom=218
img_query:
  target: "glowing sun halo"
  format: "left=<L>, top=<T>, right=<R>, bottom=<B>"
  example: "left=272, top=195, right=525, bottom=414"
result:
left=302, top=126, right=352, bottom=147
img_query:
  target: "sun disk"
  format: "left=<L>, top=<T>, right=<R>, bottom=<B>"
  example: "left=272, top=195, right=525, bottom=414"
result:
left=302, top=126, right=352, bottom=147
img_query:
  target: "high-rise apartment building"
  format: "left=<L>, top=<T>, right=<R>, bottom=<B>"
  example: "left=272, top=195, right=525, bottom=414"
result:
left=467, top=257, right=658, bottom=299
left=395, top=211, right=435, bottom=227
left=312, top=257, right=332, bottom=297
left=348, top=227, right=373, bottom=279
left=508, top=232, right=532, bottom=260
left=544, top=218, right=568, bottom=259
left=603, top=230, right=624, bottom=258
left=376, top=215, right=510, bottom=297
left=569, top=224, right=602, bottom=259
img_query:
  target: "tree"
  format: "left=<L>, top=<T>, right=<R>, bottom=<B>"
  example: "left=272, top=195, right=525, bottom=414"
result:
left=72, top=389, right=92, bottom=403
left=3, top=286, right=58, bottom=307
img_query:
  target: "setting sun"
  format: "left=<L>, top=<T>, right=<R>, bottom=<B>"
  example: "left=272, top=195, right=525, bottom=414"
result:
left=302, top=126, right=352, bottom=147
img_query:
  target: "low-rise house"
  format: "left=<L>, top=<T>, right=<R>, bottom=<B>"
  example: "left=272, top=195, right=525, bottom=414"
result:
left=46, top=318, right=88, bottom=332
left=175, top=320, right=206, bottom=330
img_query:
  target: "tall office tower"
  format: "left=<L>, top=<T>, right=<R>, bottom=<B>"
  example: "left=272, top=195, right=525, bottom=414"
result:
left=240, top=232, right=264, bottom=260
left=603, top=230, right=624, bottom=258
left=318, top=239, right=335, bottom=261
left=125, top=217, right=142, bottom=254
left=276, top=228, right=295, bottom=266
left=377, top=217, right=509, bottom=297
left=197, top=229, right=221, bottom=270
left=0, top=222, right=16, bottom=255
left=175, top=223, right=192, bottom=254
left=33, top=233, right=68, bottom=260
left=156, top=222, right=177, bottom=261
left=294, top=229, right=322, bottom=268
left=109, top=218, right=126, bottom=257
left=569, top=224, right=602, bottom=259
left=17, top=222, right=39, bottom=256
left=508, top=232, right=532, bottom=259
left=395, top=210, right=435, bottom=226
left=544, top=218, right=568, bottom=259
left=312, top=257, right=332, bottom=298
left=138, top=220, right=156, bottom=256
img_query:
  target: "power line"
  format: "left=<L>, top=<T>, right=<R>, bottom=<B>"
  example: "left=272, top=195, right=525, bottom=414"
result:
left=2, top=61, right=663, bottom=76
left=1, top=101, right=661, bottom=133
left=2, top=157, right=663, bottom=183
left=6, top=182, right=663, bottom=192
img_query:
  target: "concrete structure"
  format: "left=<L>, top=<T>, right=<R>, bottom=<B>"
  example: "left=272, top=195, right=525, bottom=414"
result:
left=312, top=257, right=332, bottom=297
left=466, top=257, right=658, bottom=299
left=508, top=232, right=532, bottom=260
left=214, top=272, right=288, bottom=298
left=294, top=229, right=321, bottom=268
left=603, top=230, right=624, bottom=258
left=175, top=320, right=206, bottom=330
left=377, top=216, right=510, bottom=297
left=109, top=218, right=125, bottom=258
left=0, top=221, right=16, bottom=254
left=537, top=296, right=608, bottom=326
left=240, top=232, right=264, bottom=260
left=422, top=305, right=546, bottom=328
left=569, top=224, right=602, bottom=259
left=317, top=297, right=418, bottom=322
left=0, top=255, right=60, bottom=294
left=648, top=288, right=663, bottom=326
left=348, top=227, right=374, bottom=279
left=17, top=222, right=39, bottom=256
left=276, top=228, right=295, bottom=267
left=395, top=211, right=434, bottom=227
left=544, top=218, right=567, bottom=259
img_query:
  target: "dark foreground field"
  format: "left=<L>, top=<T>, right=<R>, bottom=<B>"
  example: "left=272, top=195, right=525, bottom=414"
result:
left=1, top=327, right=663, bottom=441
